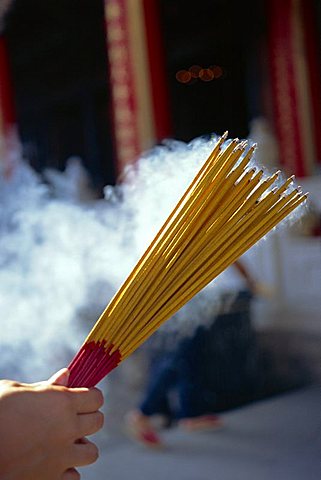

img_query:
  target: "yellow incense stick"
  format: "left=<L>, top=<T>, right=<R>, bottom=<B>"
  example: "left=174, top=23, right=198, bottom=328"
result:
left=68, top=135, right=308, bottom=387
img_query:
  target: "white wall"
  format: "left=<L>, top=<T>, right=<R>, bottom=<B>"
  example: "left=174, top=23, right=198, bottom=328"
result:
left=251, top=176, right=321, bottom=335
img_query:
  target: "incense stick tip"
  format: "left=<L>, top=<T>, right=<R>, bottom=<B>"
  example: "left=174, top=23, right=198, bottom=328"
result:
left=236, top=141, right=247, bottom=150
left=221, top=130, right=228, bottom=140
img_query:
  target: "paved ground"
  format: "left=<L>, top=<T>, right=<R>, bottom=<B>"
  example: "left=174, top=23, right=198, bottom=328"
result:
left=80, top=386, right=321, bottom=480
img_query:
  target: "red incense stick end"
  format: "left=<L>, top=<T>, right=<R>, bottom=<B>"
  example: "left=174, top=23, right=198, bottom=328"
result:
left=68, top=341, right=121, bottom=388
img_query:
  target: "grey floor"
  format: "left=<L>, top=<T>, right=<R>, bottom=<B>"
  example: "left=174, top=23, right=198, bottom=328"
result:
left=80, top=386, right=321, bottom=480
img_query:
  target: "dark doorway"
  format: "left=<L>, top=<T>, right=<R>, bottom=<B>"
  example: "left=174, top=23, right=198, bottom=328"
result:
left=5, top=0, right=115, bottom=190
left=158, top=0, right=265, bottom=141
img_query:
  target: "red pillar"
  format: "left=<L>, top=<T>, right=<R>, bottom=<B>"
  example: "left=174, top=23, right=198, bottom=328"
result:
left=142, top=0, right=172, bottom=142
left=301, top=0, right=321, bottom=169
left=267, top=0, right=321, bottom=177
left=0, top=35, right=17, bottom=178
left=104, top=0, right=171, bottom=176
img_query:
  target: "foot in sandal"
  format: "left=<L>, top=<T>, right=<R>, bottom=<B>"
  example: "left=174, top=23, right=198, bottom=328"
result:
left=125, top=410, right=164, bottom=448
left=178, top=414, right=224, bottom=432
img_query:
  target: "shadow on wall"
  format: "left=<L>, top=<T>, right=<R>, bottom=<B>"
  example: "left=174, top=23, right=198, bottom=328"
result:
left=257, top=329, right=321, bottom=396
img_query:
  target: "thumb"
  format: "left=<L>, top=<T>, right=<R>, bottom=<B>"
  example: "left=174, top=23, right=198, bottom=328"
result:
left=48, top=368, right=70, bottom=386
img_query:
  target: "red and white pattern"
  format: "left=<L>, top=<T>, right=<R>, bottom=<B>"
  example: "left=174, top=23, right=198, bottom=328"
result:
left=104, top=0, right=171, bottom=175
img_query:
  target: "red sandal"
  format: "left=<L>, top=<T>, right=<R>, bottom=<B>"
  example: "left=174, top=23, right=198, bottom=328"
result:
left=125, top=410, right=164, bottom=448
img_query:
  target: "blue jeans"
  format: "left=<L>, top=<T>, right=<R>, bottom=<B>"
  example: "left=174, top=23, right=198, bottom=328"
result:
left=140, top=290, right=256, bottom=419
left=140, top=326, right=214, bottom=419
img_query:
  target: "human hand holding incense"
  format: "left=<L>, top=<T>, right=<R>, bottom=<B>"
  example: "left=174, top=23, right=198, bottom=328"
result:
left=0, top=369, right=104, bottom=480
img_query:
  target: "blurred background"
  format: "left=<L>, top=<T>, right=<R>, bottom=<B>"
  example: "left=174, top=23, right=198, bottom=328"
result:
left=0, top=0, right=320, bottom=479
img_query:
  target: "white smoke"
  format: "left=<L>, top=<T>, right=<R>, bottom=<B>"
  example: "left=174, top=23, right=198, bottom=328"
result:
left=0, top=135, right=305, bottom=382
left=0, top=162, right=129, bottom=381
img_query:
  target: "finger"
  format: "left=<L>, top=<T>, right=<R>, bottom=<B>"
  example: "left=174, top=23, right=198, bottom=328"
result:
left=62, top=468, right=80, bottom=480
left=78, top=411, right=104, bottom=437
left=70, top=438, right=99, bottom=467
left=48, top=368, right=70, bottom=386
left=71, top=387, right=104, bottom=414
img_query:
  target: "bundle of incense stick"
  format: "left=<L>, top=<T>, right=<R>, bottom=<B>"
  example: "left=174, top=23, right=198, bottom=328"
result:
left=68, top=134, right=307, bottom=387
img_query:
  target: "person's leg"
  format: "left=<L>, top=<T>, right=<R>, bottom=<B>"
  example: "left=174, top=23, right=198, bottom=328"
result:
left=126, top=353, right=178, bottom=447
left=172, top=328, right=209, bottom=418
left=140, top=355, right=178, bottom=417
left=175, top=328, right=223, bottom=430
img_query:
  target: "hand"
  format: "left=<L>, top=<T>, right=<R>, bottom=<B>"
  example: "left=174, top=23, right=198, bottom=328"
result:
left=0, top=369, right=104, bottom=480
